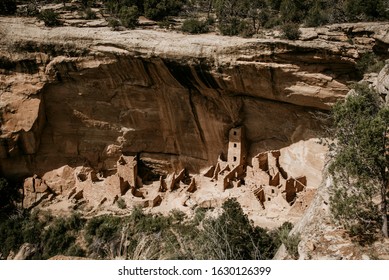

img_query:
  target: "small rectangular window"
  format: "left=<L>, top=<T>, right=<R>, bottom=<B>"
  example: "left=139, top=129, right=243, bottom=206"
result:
left=233, top=131, right=237, bottom=136
left=233, top=143, right=237, bottom=148
left=233, top=156, right=237, bottom=162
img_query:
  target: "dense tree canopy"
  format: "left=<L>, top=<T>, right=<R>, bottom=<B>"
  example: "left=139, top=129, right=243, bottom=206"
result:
left=0, top=0, right=17, bottom=15
left=329, top=84, right=389, bottom=241
left=192, top=0, right=389, bottom=36
left=4, top=0, right=388, bottom=35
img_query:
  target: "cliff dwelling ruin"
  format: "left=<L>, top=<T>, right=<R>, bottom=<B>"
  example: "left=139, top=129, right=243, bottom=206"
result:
left=21, top=126, right=322, bottom=228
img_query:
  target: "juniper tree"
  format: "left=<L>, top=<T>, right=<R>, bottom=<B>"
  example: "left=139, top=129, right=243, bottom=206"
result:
left=329, top=83, right=389, bottom=240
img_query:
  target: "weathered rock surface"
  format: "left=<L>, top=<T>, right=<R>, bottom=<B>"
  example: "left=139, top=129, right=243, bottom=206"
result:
left=273, top=67, right=389, bottom=260
left=8, top=243, right=36, bottom=260
left=377, top=63, right=389, bottom=104
left=274, top=170, right=389, bottom=260
left=2, top=18, right=385, bottom=180
left=0, top=18, right=388, bottom=231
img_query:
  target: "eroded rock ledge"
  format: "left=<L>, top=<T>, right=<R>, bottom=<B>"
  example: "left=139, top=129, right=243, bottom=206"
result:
left=0, top=19, right=388, bottom=225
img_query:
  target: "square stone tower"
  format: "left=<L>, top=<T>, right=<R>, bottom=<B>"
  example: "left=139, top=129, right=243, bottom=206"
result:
left=227, top=127, right=246, bottom=167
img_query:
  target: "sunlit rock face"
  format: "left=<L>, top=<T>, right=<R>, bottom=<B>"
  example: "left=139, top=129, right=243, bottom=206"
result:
left=1, top=18, right=386, bottom=181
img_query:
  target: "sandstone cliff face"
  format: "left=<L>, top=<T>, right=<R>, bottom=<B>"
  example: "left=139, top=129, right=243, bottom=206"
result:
left=274, top=65, right=389, bottom=260
left=0, top=18, right=387, bottom=189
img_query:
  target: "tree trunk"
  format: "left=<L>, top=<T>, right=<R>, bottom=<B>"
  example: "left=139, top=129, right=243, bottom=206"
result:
left=381, top=181, right=388, bottom=238
left=383, top=127, right=389, bottom=238
left=207, top=0, right=213, bottom=18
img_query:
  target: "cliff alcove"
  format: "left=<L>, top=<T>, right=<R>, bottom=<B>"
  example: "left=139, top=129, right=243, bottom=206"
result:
left=1, top=16, right=388, bottom=231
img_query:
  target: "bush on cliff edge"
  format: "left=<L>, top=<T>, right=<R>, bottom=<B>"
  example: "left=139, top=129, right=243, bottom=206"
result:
left=0, top=0, right=17, bottom=15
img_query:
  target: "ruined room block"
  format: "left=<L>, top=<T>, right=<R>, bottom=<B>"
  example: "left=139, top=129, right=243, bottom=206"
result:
left=117, top=155, right=138, bottom=187
left=168, top=173, right=177, bottom=191
left=73, top=190, right=84, bottom=200
left=253, top=187, right=265, bottom=209
left=267, top=151, right=280, bottom=177
left=187, top=177, right=197, bottom=193
left=88, top=170, right=99, bottom=182
left=269, top=172, right=280, bottom=186
left=151, top=195, right=162, bottom=207
left=22, top=176, right=50, bottom=209
left=253, top=152, right=269, bottom=172
left=203, top=165, right=215, bottom=178
left=167, top=169, right=186, bottom=191
left=159, top=176, right=167, bottom=192
left=256, top=169, right=271, bottom=186
left=223, top=177, right=232, bottom=191
left=212, top=162, right=221, bottom=180
left=105, top=174, right=130, bottom=197
left=271, top=150, right=281, bottom=158
left=227, top=127, right=246, bottom=167
left=131, top=186, right=144, bottom=199
left=285, top=178, right=297, bottom=204
left=176, top=169, right=186, bottom=182
left=295, top=176, right=307, bottom=192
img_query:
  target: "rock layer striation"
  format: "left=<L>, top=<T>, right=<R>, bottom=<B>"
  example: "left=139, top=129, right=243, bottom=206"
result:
left=0, top=19, right=388, bottom=213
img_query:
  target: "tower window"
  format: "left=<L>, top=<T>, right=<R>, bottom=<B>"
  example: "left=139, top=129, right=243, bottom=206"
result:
left=233, top=156, right=237, bottom=162
left=233, top=143, right=237, bottom=148
left=233, top=131, right=237, bottom=136
left=272, top=189, right=275, bottom=194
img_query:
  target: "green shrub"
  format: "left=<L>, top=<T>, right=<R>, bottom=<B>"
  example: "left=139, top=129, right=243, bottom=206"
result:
left=0, top=178, right=11, bottom=208
left=238, top=21, right=255, bottom=38
left=305, top=2, right=327, bottom=27
left=198, top=198, right=278, bottom=260
left=119, top=5, right=139, bottom=29
left=67, top=213, right=86, bottom=230
left=108, top=18, right=121, bottom=30
left=280, top=0, right=300, bottom=23
left=263, top=15, right=282, bottom=29
left=356, top=53, right=385, bottom=75
left=84, top=8, right=97, bottom=20
left=0, top=0, right=17, bottom=15
left=219, top=17, right=255, bottom=37
left=156, top=19, right=171, bottom=29
left=0, top=178, right=20, bottom=209
left=219, top=17, right=243, bottom=36
left=181, top=18, right=209, bottom=34
left=135, top=213, right=171, bottom=233
left=66, top=244, right=86, bottom=257
left=38, top=9, right=62, bottom=27
left=116, top=197, right=126, bottom=209
left=41, top=218, right=76, bottom=259
left=0, top=216, right=25, bottom=257
left=329, top=83, right=389, bottom=241
left=283, top=233, right=301, bottom=259
left=144, top=0, right=185, bottom=21
left=192, top=207, right=206, bottom=225
left=21, top=212, right=45, bottom=245
left=205, top=17, right=215, bottom=26
left=170, top=209, right=186, bottom=223
left=281, top=22, right=301, bottom=40
left=345, top=0, right=389, bottom=21
left=0, top=211, right=83, bottom=259
left=17, top=2, right=39, bottom=17
left=85, top=215, right=122, bottom=243
left=271, top=221, right=293, bottom=246
left=267, top=0, right=283, bottom=11
left=275, top=221, right=299, bottom=258
left=81, top=0, right=95, bottom=8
